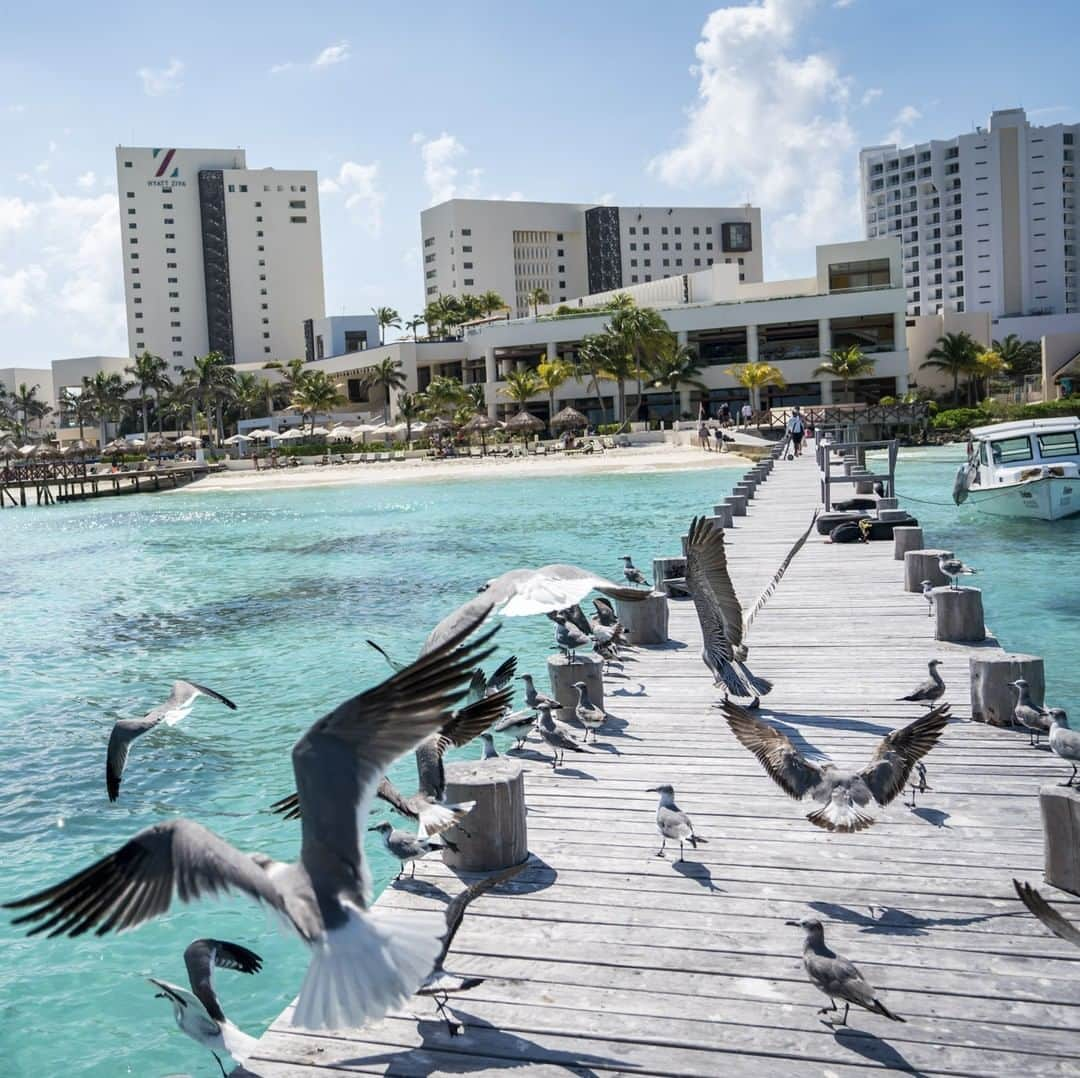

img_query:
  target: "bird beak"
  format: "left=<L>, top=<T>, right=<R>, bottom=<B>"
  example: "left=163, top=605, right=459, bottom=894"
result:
left=367, top=826, right=379, bottom=832
left=784, top=920, right=801, bottom=927
left=645, top=787, right=658, bottom=792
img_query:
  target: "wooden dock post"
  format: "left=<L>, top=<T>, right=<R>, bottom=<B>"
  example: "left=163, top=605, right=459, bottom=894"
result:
left=734, top=482, right=755, bottom=501
left=934, top=586, right=985, bottom=642
left=877, top=496, right=899, bottom=510
left=441, top=759, right=528, bottom=872
left=725, top=493, right=747, bottom=516
left=893, top=525, right=924, bottom=560
left=547, top=652, right=604, bottom=714
left=904, top=548, right=953, bottom=591
left=711, top=504, right=734, bottom=528
left=877, top=508, right=911, bottom=522
left=652, top=556, right=686, bottom=595
left=1040, top=786, right=1080, bottom=896
left=615, top=590, right=669, bottom=645
left=970, top=652, right=1045, bottom=726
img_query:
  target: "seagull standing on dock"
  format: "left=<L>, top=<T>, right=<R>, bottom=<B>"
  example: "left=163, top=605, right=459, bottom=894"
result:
left=149, top=939, right=262, bottom=1077
left=591, top=596, right=619, bottom=627
left=938, top=554, right=978, bottom=590
left=921, top=580, right=935, bottom=618
left=646, top=785, right=703, bottom=862
left=1048, top=709, right=1080, bottom=787
left=551, top=612, right=591, bottom=662
left=519, top=674, right=562, bottom=712
left=621, top=556, right=649, bottom=587
left=905, top=762, right=931, bottom=808
left=105, top=680, right=237, bottom=801
left=4, top=609, right=496, bottom=1032
left=785, top=919, right=905, bottom=1027
left=899, top=659, right=945, bottom=708
left=572, top=682, right=607, bottom=742
left=1011, top=679, right=1051, bottom=747
left=536, top=705, right=589, bottom=768
left=369, top=821, right=454, bottom=880
left=494, top=707, right=536, bottom=750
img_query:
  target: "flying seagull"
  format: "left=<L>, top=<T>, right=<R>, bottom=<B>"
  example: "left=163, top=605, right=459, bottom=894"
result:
left=5, top=608, right=496, bottom=1032
left=105, top=680, right=237, bottom=802
left=418, top=860, right=529, bottom=1034
left=536, top=705, right=589, bottom=768
left=149, top=938, right=262, bottom=1077
left=646, top=784, right=704, bottom=862
left=899, top=659, right=945, bottom=708
left=1013, top=879, right=1080, bottom=949
left=1048, top=708, right=1080, bottom=786
left=938, top=553, right=978, bottom=590
left=786, top=919, right=905, bottom=1026
left=1012, top=678, right=1051, bottom=746
left=724, top=700, right=951, bottom=832
left=620, top=556, right=648, bottom=586
left=369, top=822, right=453, bottom=880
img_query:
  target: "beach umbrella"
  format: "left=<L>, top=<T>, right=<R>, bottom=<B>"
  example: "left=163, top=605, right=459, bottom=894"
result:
left=328, top=426, right=353, bottom=441
left=310, top=426, right=330, bottom=436
left=426, top=416, right=454, bottom=434
left=222, top=434, right=251, bottom=445
left=349, top=423, right=379, bottom=445
left=175, top=435, right=202, bottom=447
left=461, top=412, right=500, bottom=456
left=550, top=406, right=589, bottom=430
left=19, top=443, right=40, bottom=457
left=277, top=428, right=305, bottom=441
left=247, top=428, right=275, bottom=441
left=502, top=410, right=545, bottom=450
left=102, top=439, right=130, bottom=455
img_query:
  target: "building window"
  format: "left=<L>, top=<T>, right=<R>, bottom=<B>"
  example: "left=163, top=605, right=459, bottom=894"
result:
left=127, top=208, right=136, bottom=216
left=828, top=258, right=891, bottom=292
left=556, top=248, right=564, bottom=257
left=228, top=184, right=235, bottom=193
left=643, top=227, right=650, bottom=235
left=464, top=278, right=474, bottom=286
left=290, top=216, right=308, bottom=223
left=263, top=332, right=270, bottom=339
left=559, top=280, right=565, bottom=288
left=162, top=203, right=172, bottom=210
left=165, top=247, right=175, bottom=254
left=661, top=226, right=669, bottom=235
left=462, top=228, right=471, bottom=236
left=629, top=227, right=636, bottom=235
left=662, top=242, right=669, bottom=251
left=462, top=245, right=472, bottom=252
left=132, top=283, right=141, bottom=290
left=135, top=312, right=142, bottom=319
left=124, top=160, right=132, bottom=168
left=630, top=243, right=637, bottom=251
left=133, top=297, right=141, bottom=304
left=556, top=233, right=563, bottom=241
left=289, top=200, right=306, bottom=209
left=170, top=306, right=179, bottom=313
left=126, top=192, right=135, bottom=198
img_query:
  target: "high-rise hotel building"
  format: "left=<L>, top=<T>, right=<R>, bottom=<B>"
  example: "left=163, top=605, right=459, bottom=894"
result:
left=115, top=146, right=325, bottom=364
left=860, top=108, right=1078, bottom=319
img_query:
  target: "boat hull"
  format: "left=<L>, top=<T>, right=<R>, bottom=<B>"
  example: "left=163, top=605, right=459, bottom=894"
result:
left=967, top=476, right=1080, bottom=520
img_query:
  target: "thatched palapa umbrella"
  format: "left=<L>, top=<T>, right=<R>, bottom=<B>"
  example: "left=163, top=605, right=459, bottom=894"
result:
left=503, top=410, right=545, bottom=449
left=550, top=406, right=589, bottom=431
left=461, top=412, right=500, bottom=456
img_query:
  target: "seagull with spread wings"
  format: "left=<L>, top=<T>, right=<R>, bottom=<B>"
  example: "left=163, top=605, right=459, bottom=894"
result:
left=149, top=938, right=262, bottom=1076
left=105, top=680, right=237, bottom=802
left=724, top=701, right=951, bottom=832
left=5, top=610, right=496, bottom=1032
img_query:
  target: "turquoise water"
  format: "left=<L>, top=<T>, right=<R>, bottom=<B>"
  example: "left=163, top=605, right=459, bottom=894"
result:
left=0, top=463, right=741, bottom=1078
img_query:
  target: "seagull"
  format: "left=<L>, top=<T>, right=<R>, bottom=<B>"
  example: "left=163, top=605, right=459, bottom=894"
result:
left=572, top=682, right=607, bottom=742
left=5, top=608, right=496, bottom=1032
left=1011, top=678, right=1051, bottom=747
left=369, top=822, right=453, bottom=880
left=519, top=674, right=562, bottom=712
left=551, top=612, right=591, bottom=662
left=785, top=919, right=906, bottom=1026
left=149, top=939, right=262, bottom=1077
left=685, top=516, right=772, bottom=705
left=591, top=596, right=618, bottom=627
left=536, top=705, right=589, bottom=768
left=724, top=701, right=951, bottom=832
left=921, top=580, right=935, bottom=618
left=105, top=680, right=237, bottom=801
left=1013, top=879, right=1080, bottom=949
left=494, top=708, right=536, bottom=750
left=905, top=762, right=931, bottom=808
left=1048, top=709, right=1080, bottom=787
left=899, top=659, right=945, bottom=708
left=556, top=604, right=593, bottom=638
left=938, top=553, right=978, bottom=589
left=418, top=861, right=529, bottom=1034
left=646, top=784, right=704, bottom=862
left=620, top=556, right=649, bottom=587
left=479, top=732, right=499, bottom=760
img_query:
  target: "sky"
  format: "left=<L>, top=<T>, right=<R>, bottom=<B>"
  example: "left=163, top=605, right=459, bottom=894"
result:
left=2, top=0, right=1078, bottom=369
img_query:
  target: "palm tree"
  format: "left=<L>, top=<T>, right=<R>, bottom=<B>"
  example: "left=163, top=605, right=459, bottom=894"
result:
left=424, top=295, right=464, bottom=339
left=534, top=359, right=572, bottom=426
left=263, top=358, right=306, bottom=401
left=649, top=337, right=706, bottom=423
left=404, top=315, right=425, bottom=342
left=291, top=371, right=345, bottom=434
left=422, top=375, right=467, bottom=418
left=84, top=371, right=131, bottom=444
left=527, top=287, right=550, bottom=318
left=478, top=291, right=508, bottom=318
left=459, top=294, right=485, bottom=322
left=588, top=330, right=638, bottom=426
left=813, top=344, right=877, bottom=403
left=605, top=293, right=635, bottom=312
left=993, top=333, right=1042, bottom=381
left=60, top=387, right=97, bottom=441
left=371, top=306, right=401, bottom=346
left=160, top=382, right=193, bottom=437
left=395, top=391, right=424, bottom=446
left=10, top=382, right=41, bottom=441
left=974, top=349, right=1007, bottom=400
left=361, top=357, right=408, bottom=424
left=920, top=331, right=981, bottom=404
left=499, top=368, right=541, bottom=410
left=189, top=352, right=237, bottom=445
left=125, top=351, right=169, bottom=439
left=231, top=372, right=268, bottom=422
left=463, top=383, right=485, bottom=412
left=608, top=305, right=669, bottom=419
left=725, top=362, right=786, bottom=412
left=571, top=336, right=613, bottom=420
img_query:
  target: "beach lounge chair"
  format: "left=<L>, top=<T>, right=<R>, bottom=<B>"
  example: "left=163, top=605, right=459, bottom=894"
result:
left=392, top=450, right=406, bottom=463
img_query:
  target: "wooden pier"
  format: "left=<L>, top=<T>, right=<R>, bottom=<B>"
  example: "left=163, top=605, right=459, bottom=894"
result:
left=0, top=461, right=210, bottom=507
left=247, top=453, right=1079, bottom=1077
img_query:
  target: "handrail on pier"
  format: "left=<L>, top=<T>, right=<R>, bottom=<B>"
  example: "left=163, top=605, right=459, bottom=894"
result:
left=818, top=437, right=899, bottom=508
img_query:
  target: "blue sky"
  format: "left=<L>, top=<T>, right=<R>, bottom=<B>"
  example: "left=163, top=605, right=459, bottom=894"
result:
left=2, top=0, right=1078, bottom=368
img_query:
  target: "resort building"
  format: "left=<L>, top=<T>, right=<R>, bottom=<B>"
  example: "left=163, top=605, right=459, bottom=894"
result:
left=303, top=314, right=383, bottom=363
left=0, top=366, right=57, bottom=436
left=115, top=145, right=325, bottom=365
left=307, top=238, right=907, bottom=424
left=860, top=107, right=1079, bottom=320
left=419, top=199, right=763, bottom=317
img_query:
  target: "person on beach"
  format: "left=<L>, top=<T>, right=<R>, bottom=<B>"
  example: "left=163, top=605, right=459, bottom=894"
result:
left=698, top=422, right=711, bottom=451
left=741, top=402, right=753, bottom=428
left=712, top=426, right=724, bottom=452
left=719, top=401, right=731, bottom=427
left=786, top=405, right=807, bottom=457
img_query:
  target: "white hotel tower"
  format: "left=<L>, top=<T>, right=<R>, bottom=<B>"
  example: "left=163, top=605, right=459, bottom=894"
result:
left=860, top=108, right=1079, bottom=320
left=115, top=146, right=325, bottom=364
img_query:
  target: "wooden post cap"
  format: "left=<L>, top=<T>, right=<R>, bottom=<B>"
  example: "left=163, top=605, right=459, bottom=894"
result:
left=904, top=548, right=954, bottom=592
left=970, top=652, right=1045, bottom=726
left=893, top=525, right=924, bottom=561
left=442, top=759, right=528, bottom=873
left=934, top=586, right=985, bottom=643
left=1040, top=785, right=1080, bottom=897
left=547, top=652, right=604, bottom=714
left=615, top=590, right=670, bottom=645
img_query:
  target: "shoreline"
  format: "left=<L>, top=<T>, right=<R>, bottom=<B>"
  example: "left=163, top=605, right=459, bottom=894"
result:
left=175, top=443, right=753, bottom=494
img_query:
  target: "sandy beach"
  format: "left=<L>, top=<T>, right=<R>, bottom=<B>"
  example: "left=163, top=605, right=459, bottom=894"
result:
left=180, top=443, right=752, bottom=494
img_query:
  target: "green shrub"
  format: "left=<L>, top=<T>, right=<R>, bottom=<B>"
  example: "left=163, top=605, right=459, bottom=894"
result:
left=596, top=422, right=622, bottom=435
left=931, top=407, right=992, bottom=430
left=877, top=395, right=897, bottom=406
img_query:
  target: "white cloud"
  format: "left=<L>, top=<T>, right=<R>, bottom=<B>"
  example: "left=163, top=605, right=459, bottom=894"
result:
left=885, top=103, right=922, bottom=146
left=75, top=171, right=96, bottom=190
left=319, top=160, right=384, bottom=233
left=270, top=40, right=350, bottom=75
left=413, top=131, right=467, bottom=205
left=649, top=1, right=859, bottom=266
left=833, top=0, right=856, bottom=7
left=596, top=192, right=616, bottom=206
left=0, top=195, right=36, bottom=239
left=860, top=87, right=882, bottom=107
left=0, top=265, right=46, bottom=317
left=7, top=103, right=26, bottom=114
left=137, top=58, right=184, bottom=96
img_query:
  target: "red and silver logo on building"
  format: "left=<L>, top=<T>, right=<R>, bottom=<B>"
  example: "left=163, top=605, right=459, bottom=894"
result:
left=152, top=148, right=179, bottom=178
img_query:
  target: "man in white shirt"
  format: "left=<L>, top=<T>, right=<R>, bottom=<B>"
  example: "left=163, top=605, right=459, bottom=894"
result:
left=740, top=402, right=753, bottom=428
left=786, top=405, right=806, bottom=457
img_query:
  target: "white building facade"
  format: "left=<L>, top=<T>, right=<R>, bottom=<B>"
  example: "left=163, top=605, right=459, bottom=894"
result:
left=419, top=199, right=763, bottom=318
left=860, top=108, right=1079, bottom=321
left=115, top=146, right=325, bottom=365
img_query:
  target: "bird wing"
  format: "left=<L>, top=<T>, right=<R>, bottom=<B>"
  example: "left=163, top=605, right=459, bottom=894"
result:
left=422, top=594, right=496, bottom=655
left=1014, top=879, right=1080, bottom=948
left=494, top=709, right=535, bottom=733
left=439, top=687, right=515, bottom=753
left=268, top=791, right=301, bottom=821
left=743, top=509, right=819, bottom=636
left=172, top=680, right=238, bottom=711
left=3, top=819, right=288, bottom=939
left=291, top=606, right=496, bottom=909
left=376, top=776, right=420, bottom=821
left=183, top=938, right=263, bottom=1023
left=499, top=564, right=646, bottom=616
left=723, top=701, right=822, bottom=800
left=148, top=978, right=217, bottom=1029
left=685, top=516, right=743, bottom=659
left=484, top=656, right=518, bottom=696
left=465, top=668, right=487, bottom=705
left=435, top=861, right=529, bottom=969
left=592, top=597, right=616, bottom=625
left=858, top=704, right=951, bottom=806
left=561, top=605, right=593, bottom=637
left=105, top=718, right=158, bottom=802
left=367, top=639, right=406, bottom=673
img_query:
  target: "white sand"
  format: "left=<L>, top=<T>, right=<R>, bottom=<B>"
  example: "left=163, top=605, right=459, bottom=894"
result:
left=178, top=443, right=752, bottom=494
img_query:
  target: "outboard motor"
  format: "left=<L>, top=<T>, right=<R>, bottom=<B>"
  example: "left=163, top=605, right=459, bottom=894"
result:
left=952, top=462, right=974, bottom=505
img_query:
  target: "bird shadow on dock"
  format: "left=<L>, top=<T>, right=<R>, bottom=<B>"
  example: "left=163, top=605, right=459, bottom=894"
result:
left=649, top=638, right=688, bottom=652
left=392, top=876, right=454, bottom=902
left=910, top=806, right=951, bottom=828
left=608, top=683, right=647, bottom=697
left=670, top=857, right=723, bottom=893
left=809, top=899, right=1020, bottom=937
left=740, top=708, right=894, bottom=743
left=830, top=1027, right=928, bottom=1076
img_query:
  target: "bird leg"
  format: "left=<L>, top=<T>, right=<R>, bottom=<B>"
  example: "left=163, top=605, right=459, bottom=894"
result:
left=677, top=840, right=684, bottom=864
left=433, top=994, right=462, bottom=1037
left=656, top=838, right=666, bottom=858
left=817, top=1000, right=838, bottom=1017
left=905, top=785, right=917, bottom=809
left=1060, top=763, right=1079, bottom=788
left=212, top=1053, right=228, bottom=1078
left=395, top=865, right=403, bottom=881
left=840, top=1003, right=850, bottom=1026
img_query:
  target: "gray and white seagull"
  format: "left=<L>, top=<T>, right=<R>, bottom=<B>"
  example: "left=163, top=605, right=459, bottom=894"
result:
left=620, top=556, right=649, bottom=587
left=899, top=659, right=945, bottom=708
left=105, top=680, right=237, bottom=802
left=5, top=608, right=496, bottom=1033
left=646, top=784, right=704, bottom=862
left=1011, top=678, right=1051, bottom=746
left=536, top=704, right=590, bottom=768
left=938, top=553, right=978, bottom=589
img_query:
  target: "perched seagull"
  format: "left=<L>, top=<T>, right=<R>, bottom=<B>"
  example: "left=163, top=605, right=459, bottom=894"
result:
left=418, top=861, right=529, bottom=1034
left=905, top=762, right=931, bottom=808
left=786, top=919, right=905, bottom=1026
left=646, top=784, right=704, bottom=862
left=4, top=609, right=495, bottom=1032
left=519, top=674, right=562, bottom=712
left=899, top=659, right=945, bottom=708
left=556, top=603, right=593, bottom=638
left=149, top=938, right=262, bottom=1077
left=724, top=701, right=951, bottom=832
left=1048, top=709, right=1080, bottom=787
left=106, top=680, right=237, bottom=802
left=572, top=682, right=607, bottom=742
left=550, top=612, right=591, bottom=662
left=479, top=732, right=499, bottom=760
left=938, top=553, right=978, bottom=590
left=493, top=708, right=536, bottom=751
left=620, top=556, right=649, bottom=587
left=591, top=596, right=618, bottom=627
left=921, top=580, right=935, bottom=618
left=369, top=822, right=453, bottom=880
left=1013, top=879, right=1080, bottom=949
left=1012, top=678, right=1051, bottom=747
left=685, top=516, right=772, bottom=705
left=536, top=705, right=589, bottom=769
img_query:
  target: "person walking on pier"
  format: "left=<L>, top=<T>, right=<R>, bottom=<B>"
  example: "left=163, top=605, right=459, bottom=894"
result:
left=786, top=406, right=807, bottom=457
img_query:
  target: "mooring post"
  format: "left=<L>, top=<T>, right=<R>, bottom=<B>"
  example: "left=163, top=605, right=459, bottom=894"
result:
left=441, top=759, right=528, bottom=872
left=934, top=586, right=985, bottom=642
left=969, top=652, right=1045, bottom=726
left=904, top=548, right=953, bottom=592
left=614, top=590, right=670, bottom=645
left=893, top=525, right=925, bottom=561
left=547, top=652, right=604, bottom=714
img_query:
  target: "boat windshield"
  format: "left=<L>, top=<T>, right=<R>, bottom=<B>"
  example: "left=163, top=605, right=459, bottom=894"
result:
left=1038, top=430, right=1079, bottom=458
left=990, top=435, right=1033, bottom=465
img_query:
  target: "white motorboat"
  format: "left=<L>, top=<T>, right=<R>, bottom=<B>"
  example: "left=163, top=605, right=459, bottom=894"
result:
left=953, top=417, right=1080, bottom=520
